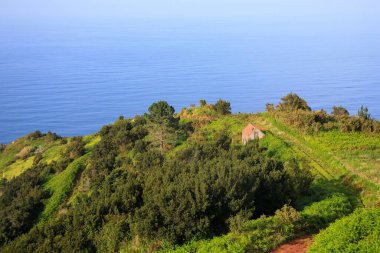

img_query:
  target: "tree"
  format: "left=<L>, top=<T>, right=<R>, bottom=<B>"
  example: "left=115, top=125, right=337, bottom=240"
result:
left=214, top=99, right=231, bottom=115
left=147, top=101, right=179, bottom=154
left=332, top=106, right=349, bottom=118
left=358, top=105, right=371, bottom=120
left=278, top=93, right=311, bottom=111
left=199, top=99, right=207, bottom=107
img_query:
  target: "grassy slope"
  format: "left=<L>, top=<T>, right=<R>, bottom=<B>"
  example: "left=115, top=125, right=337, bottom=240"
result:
left=38, top=154, right=90, bottom=223
left=0, top=134, right=100, bottom=179
left=0, top=133, right=100, bottom=226
left=0, top=138, right=64, bottom=179
left=260, top=116, right=379, bottom=205
left=38, top=134, right=100, bottom=223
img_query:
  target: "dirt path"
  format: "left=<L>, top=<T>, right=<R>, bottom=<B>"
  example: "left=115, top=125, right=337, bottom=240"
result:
left=269, top=236, right=313, bottom=253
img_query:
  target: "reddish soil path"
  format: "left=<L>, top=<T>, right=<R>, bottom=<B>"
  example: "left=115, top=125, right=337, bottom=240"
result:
left=269, top=236, right=313, bottom=253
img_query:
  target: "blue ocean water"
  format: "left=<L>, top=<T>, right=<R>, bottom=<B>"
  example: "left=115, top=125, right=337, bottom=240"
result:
left=1, top=20, right=380, bottom=143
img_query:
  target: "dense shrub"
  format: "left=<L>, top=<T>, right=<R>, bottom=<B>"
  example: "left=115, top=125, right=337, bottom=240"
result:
left=268, top=93, right=380, bottom=134
left=0, top=165, right=50, bottom=246
left=162, top=192, right=354, bottom=253
left=89, top=117, right=148, bottom=184
left=277, top=92, right=311, bottom=111
left=130, top=141, right=312, bottom=244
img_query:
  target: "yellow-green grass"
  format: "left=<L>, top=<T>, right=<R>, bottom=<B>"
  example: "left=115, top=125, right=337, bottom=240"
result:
left=200, top=114, right=259, bottom=142
left=1, top=138, right=67, bottom=179
left=3, top=156, right=35, bottom=179
left=311, top=131, right=380, bottom=185
left=38, top=154, right=89, bottom=223
left=84, top=134, right=101, bottom=151
left=40, top=143, right=66, bottom=164
left=257, top=116, right=380, bottom=205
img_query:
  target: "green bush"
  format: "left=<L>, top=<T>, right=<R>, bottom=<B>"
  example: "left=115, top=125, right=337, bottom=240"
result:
left=308, top=208, right=380, bottom=253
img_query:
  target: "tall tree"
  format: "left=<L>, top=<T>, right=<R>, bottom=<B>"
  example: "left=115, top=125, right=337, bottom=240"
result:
left=147, top=101, right=178, bottom=154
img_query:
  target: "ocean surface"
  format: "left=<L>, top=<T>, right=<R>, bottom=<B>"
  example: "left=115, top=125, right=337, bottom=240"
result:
left=1, top=20, right=380, bottom=143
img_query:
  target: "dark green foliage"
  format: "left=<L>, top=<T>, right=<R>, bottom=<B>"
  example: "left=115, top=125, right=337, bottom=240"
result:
left=146, top=101, right=180, bottom=153
left=147, top=101, right=177, bottom=128
left=214, top=99, right=231, bottom=115
left=0, top=165, right=50, bottom=246
left=2, top=168, right=142, bottom=253
left=131, top=141, right=312, bottom=244
left=214, top=129, right=232, bottom=150
left=90, top=117, right=148, bottom=184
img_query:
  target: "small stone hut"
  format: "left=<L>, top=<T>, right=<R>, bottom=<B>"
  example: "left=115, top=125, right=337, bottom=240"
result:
left=242, top=123, right=266, bottom=145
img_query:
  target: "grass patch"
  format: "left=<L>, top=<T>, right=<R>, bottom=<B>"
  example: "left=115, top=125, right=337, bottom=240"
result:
left=308, top=208, right=380, bottom=253
left=3, top=156, right=35, bottom=179
left=40, top=144, right=66, bottom=164
left=38, top=154, right=89, bottom=223
left=83, top=134, right=101, bottom=151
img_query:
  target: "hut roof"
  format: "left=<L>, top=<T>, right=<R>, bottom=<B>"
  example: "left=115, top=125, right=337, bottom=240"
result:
left=242, top=123, right=267, bottom=136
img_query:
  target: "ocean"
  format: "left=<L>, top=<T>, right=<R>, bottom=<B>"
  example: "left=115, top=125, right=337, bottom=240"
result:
left=1, top=19, right=379, bottom=143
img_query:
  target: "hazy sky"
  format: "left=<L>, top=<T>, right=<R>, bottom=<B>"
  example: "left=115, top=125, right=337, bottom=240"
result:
left=1, top=0, right=380, bottom=33
left=1, top=0, right=379, bottom=20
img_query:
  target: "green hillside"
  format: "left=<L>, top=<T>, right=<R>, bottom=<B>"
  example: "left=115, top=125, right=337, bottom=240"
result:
left=0, top=94, right=379, bottom=253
